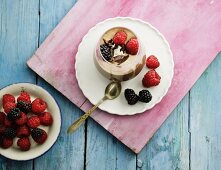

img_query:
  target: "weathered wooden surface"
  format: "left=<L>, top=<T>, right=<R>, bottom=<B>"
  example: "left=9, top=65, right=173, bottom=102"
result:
left=0, top=0, right=38, bottom=169
left=1, top=0, right=221, bottom=170
left=27, top=0, right=221, bottom=153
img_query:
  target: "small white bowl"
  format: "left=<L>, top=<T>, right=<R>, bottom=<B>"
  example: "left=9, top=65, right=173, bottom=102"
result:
left=0, top=83, right=61, bottom=161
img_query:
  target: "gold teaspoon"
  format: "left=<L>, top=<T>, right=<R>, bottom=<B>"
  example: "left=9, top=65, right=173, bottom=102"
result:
left=67, top=81, right=121, bottom=134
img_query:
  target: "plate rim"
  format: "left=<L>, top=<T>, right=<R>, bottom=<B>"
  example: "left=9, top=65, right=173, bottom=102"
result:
left=75, top=17, right=174, bottom=115
left=0, top=82, right=61, bottom=161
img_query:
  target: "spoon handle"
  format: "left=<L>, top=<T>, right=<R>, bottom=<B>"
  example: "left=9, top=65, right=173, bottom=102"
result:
left=67, top=96, right=107, bottom=134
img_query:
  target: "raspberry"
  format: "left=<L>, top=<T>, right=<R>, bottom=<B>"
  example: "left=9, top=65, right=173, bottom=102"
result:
left=100, top=44, right=113, bottom=61
left=31, top=128, right=48, bottom=144
left=126, top=38, right=139, bottom=55
left=31, top=98, right=47, bottom=114
left=124, top=89, right=139, bottom=105
left=4, top=127, right=16, bottom=139
left=15, top=112, right=27, bottom=126
left=0, top=112, right=6, bottom=124
left=4, top=117, right=13, bottom=127
left=142, top=70, right=161, bottom=87
left=146, top=55, right=160, bottom=69
left=113, top=31, right=127, bottom=45
left=38, top=112, right=53, bottom=126
left=3, top=102, right=16, bottom=114
left=0, top=135, right=3, bottom=147
left=16, top=125, right=30, bottom=138
left=17, top=137, right=31, bottom=151
left=17, top=92, right=31, bottom=103
left=27, top=116, right=40, bottom=128
left=7, top=108, right=21, bottom=121
left=17, top=101, right=31, bottom=113
left=2, top=94, right=15, bottom=105
left=0, top=125, right=6, bottom=135
left=139, top=90, right=152, bottom=103
left=1, top=137, right=13, bottom=149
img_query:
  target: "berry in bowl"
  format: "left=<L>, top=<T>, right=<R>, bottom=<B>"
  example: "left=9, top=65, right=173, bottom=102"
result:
left=94, top=27, right=146, bottom=81
left=0, top=83, right=61, bottom=160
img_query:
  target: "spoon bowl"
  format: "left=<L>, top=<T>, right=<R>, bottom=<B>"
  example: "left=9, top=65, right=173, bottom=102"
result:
left=105, top=81, right=121, bottom=100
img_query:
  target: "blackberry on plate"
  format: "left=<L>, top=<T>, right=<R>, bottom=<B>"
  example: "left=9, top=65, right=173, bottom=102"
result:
left=31, top=128, right=43, bottom=140
left=17, top=101, right=31, bottom=113
left=124, top=89, right=139, bottom=105
left=124, top=89, right=136, bottom=98
left=4, top=128, right=16, bottom=139
left=139, top=90, right=152, bottom=103
left=7, top=108, right=21, bottom=121
left=100, top=44, right=113, bottom=61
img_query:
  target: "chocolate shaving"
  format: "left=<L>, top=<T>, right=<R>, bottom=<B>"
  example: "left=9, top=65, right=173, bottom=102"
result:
left=120, top=44, right=126, bottom=52
left=111, top=55, right=129, bottom=65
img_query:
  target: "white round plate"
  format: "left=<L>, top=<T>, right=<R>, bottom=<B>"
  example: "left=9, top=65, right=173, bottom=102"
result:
left=0, top=83, right=61, bottom=160
left=75, top=17, right=174, bottom=115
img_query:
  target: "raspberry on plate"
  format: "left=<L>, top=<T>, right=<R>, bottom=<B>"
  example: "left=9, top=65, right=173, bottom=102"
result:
left=4, top=117, right=13, bottom=127
left=3, top=102, right=16, bottom=114
left=1, top=137, right=13, bottom=149
left=0, top=112, right=6, bottom=124
left=146, top=55, right=160, bottom=69
left=31, top=128, right=48, bottom=144
left=126, top=38, right=139, bottom=55
left=17, top=91, right=31, bottom=103
left=113, top=31, right=127, bottom=45
left=31, top=98, right=47, bottom=114
left=15, top=112, right=28, bottom=126
left=17, top=137, right=31, bottom=151
left=0, top=125, right=6, bottom=135
left=0, top=135, right=3, bottom=146
left=16, top=125, right=30, bottom=138
left=38, top=112, right=53, bottom=126
left=2, top=94, right=15, bottom=105
left=142, top=70, right=161, bottom=87
left=27, top=116, right=40, bottom=129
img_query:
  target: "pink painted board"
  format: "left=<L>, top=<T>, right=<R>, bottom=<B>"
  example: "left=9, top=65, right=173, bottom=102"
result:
left=27, top=0, right=221, bottom=153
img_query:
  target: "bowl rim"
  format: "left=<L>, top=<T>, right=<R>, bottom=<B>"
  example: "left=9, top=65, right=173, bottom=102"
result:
left=0, top=82, right=62, bottom=161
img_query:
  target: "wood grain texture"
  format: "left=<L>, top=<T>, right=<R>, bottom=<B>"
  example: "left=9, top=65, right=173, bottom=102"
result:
left=190, top=53, right=221, bottom=170
left=0, top=0, right=38, bottom=169
left=86, top=119, right=136, bottom=170
left=137, top=94, right=189, bottom=170
left=27, top=0, right=221, bottom=153
left=33, top=1, right=85, bottom=169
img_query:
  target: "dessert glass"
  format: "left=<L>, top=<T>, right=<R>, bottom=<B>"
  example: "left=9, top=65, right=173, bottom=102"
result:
left=94, top=27, right=146, bottom=81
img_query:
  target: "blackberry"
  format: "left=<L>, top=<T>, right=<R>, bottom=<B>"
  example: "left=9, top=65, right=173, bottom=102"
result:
left=17, top=101, right=31, bottom=113
left=124, top=89, right=136, bottom=98
left=139, top=90, right=152, bottom=103
left=31, top=128, right=43, bottom=140
left=4, top=128, right=16, bottom=139
left=124, top=89, right=139, bottom=105
left=100, top=44, right=113, bottom=61
left=7, top=108, right=21, bottom=121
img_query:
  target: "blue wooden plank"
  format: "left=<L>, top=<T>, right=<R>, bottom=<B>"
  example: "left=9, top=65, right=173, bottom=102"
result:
left=35, top=79, right=86, bottom=170
left=85, top=119, right=136, bottom=170
left=0, top=0, right=39, bottom=169
left=33, top=1, right=85, bottom=169
left=137, top=95, right=190, bottom=170
left=190, top=53, right=221, bottom=170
